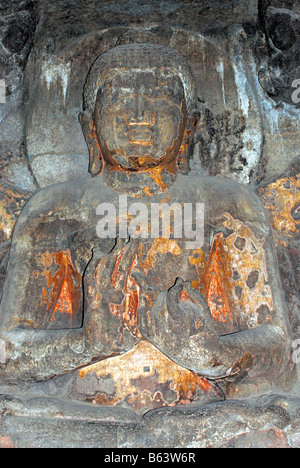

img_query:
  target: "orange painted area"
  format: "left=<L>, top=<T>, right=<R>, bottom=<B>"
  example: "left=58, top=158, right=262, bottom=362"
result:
left=123, top=255, right=142, bottom=338
left=40, top=250, right=82, bottom=326
left=78, top=340, right=221, bottom=412
left=190, top=214, right=274, bottom=333
left=178, top=290, right=197, bottom=303
left=106, top=245, right=142, bottom=338
left=199, top=234, right=232, bottom=325
left=0, top=436, right=14, bottom=448
left=148, top=165, right=169, bottom=192
left=0, top=183, right=31, bottom=242
left=0, top=201, right=16, bottom=241
left=111, top=247, right=126, bottom=289
left=143, top=186, right=153, bottom=197
left=190, top=235, right=235, bottom=332
left=260, top=175, right=300, bottom=243
left=138, top=238, right=182, bottom=274
left=50, top=279, right=73, bottom=323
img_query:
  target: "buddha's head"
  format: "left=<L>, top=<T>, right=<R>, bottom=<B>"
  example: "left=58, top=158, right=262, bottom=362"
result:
left=80, top=40, right=198, bottom=193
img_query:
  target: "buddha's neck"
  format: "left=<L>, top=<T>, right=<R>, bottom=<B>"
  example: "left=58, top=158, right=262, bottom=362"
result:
left=103, top=163, right=178, bottom=197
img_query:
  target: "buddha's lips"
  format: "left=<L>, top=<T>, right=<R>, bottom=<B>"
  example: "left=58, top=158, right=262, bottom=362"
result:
left=126, top=124, right=154, bottom=146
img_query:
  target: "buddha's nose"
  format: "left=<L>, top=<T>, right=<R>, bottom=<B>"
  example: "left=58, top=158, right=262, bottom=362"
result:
left=136, top=93, right=147, bottom=120
left=128, top=95, right=154, bottom=125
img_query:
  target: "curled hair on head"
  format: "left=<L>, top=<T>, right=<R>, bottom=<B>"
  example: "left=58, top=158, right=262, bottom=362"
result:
left=83, top=42, right=198, bottom=117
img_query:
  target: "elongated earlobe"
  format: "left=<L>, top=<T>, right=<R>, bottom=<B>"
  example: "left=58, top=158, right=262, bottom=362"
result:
left=178, top=114, right=198, bottom=174
left=78, top=111, right=104, bottom=176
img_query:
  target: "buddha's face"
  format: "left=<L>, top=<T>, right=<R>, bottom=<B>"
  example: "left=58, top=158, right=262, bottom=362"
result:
left=94, top=69, right=187, bottom=171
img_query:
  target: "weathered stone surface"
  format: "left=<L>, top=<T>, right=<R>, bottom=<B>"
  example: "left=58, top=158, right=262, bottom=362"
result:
left=254, top=1, right=300, bottom=183
left=0, top=180, right=32, bottom=300
left=0, top=0, right=37, bottom=190
left=0, top=0, right=299, bottom=450
left=259, top=156, right=300, bottom=340
left=0, top=395, right=299, bottom=448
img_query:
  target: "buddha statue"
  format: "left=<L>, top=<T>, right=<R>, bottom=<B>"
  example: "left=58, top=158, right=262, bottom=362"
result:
left=0, top=40, right=293, bottom=408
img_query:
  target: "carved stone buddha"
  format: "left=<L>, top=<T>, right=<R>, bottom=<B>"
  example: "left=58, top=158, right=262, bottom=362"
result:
left=0, top=41, right=293, bottom=411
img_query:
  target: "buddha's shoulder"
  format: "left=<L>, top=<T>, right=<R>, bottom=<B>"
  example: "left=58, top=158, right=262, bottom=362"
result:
left=18, top=175, right=112, bottom=213
left=178, top=173, right=255, bottom=198
left=13, top=175, right=114, bottom=234
left=178, top=173, right=271, bottom=236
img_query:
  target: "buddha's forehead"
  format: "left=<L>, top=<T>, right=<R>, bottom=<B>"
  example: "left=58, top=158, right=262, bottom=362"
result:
left=100, top=68, right=184, bottom=95
left=84, top=43, right=197, bottom=114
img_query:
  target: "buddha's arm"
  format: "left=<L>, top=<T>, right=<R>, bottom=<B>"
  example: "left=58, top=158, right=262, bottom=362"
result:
left=0, top=194, right=130, bottom=383
left=218, top=231, right=292, bottom=381
left=139, top=280, right=290, bottom=382
left=194, top=189, right=292, bottom=381
left=220, top=324, right=288, bottom=379
left=0, top=327, right=99, bottom=383
left=0, top=247, right=132, bottom=384
left=197, top=229, right=291, bottom=380
left=0, top=260, right=132, bottom=384
left=0, top=247, right=111, bottom=383
left=138, top=231, right=291, bottom=382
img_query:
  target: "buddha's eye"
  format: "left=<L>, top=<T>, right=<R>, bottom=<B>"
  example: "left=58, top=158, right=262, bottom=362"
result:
left=108, top=94, right=130, bottom=107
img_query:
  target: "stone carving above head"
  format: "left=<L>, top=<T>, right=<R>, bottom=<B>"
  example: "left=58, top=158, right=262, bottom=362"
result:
left=256, top=2, right=300, bottom=105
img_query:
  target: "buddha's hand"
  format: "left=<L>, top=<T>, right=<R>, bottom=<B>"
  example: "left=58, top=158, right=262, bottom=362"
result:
left=83, top=238, right=140, bottom=355
left=137, top=278, right=243, bottom=379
